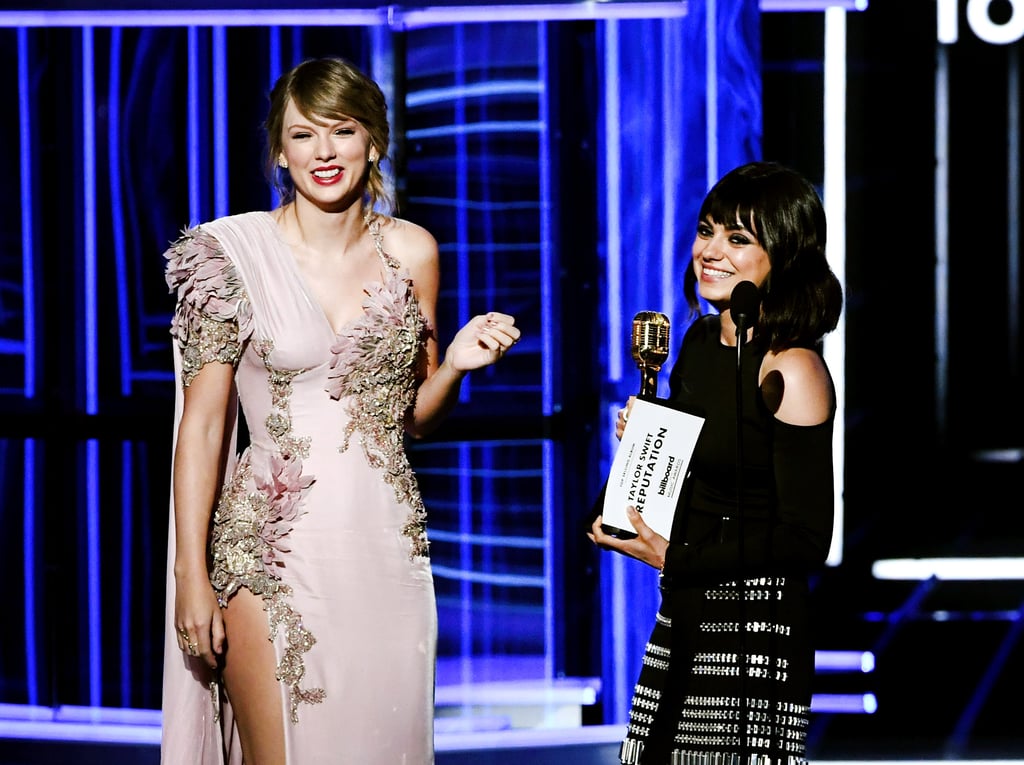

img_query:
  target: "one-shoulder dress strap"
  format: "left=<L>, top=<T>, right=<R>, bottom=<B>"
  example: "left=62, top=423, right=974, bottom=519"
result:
left=365, top=211, right=401, bottom=272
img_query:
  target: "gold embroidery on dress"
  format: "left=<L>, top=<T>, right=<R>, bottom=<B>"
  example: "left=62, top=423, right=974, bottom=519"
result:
left=255, top=338, right=312, bottom=460
left=208, top=340, right=323, bottom=722
left=180, top=315, right=242, bottom=386
left=325, top=214, right=432, bottom=559
left=209, top=680, right=220, bottom=724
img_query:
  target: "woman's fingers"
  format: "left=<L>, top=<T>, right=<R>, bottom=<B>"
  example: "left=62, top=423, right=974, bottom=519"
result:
left=177, top=626, right=199, bottom=656
left=482, top=313, right=520, bottom=351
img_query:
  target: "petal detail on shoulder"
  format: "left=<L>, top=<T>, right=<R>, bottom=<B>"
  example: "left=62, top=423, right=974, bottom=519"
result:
left=163, top=225, right=254, bottom=384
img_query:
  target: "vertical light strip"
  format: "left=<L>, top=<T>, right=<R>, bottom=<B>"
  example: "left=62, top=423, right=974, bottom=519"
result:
left=599, top=24, right=627, bottom=717
left=1007, top=47, right=1020, bottom=377
left=542, top=438, right=556, bottom=679
left=934, top=45, right=949, bottom=439
left=213, top=26, right=229, bottom=218
left=82, top=36, right=98, bottom=415
left=601, top=21, right=628, bottom=716
left=269, top=26, right=281, bottom=83
left=106, top=28, right=134, bottom=702
left=458, top=444, right=473, bottom=680
left=452, top=29, right=473, bottom=679
left=188, top=27, right=201, bottom=226
left=706, top=0, right=718, bottom=187
left=538, top=22, right=554, bottom=418
left=823, top=7, right=846, bottom=565
left=119, top=442, right=133, bottom=703
left=23, top=438, right=38, bottom=705
left=17, top=27, right=39, bottom=707
left=18, top=27, right=36, bottom=398
left=536, top=21, right=556, bottom=680
left=661, top=21, right=679, bottom=330
left=80, top=26, right=103, bottom=705
left=604, top=20, right=623, bottom=383
left=269, top=27, right=282, bottom=209
left=108, top=29, right=132, bottom=396
left=369, top=26, right=395, bottom=212
left=610, top=541, right=630, bottom=723
left=455, top=27, right=471, bottom=400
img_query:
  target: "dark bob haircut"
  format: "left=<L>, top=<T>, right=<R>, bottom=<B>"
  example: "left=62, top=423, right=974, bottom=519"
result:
left=683, top=161, right=843, bottom=352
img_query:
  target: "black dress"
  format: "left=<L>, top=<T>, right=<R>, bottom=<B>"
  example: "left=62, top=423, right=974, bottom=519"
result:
left=618, top=314, right=835, bottom=765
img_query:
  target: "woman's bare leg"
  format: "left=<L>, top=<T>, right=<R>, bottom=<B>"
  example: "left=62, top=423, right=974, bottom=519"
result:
left=222, top=588, right=286, bottom=764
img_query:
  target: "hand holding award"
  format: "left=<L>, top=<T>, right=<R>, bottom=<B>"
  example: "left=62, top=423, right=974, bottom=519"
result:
left=601, top=311, right=705, bottom=539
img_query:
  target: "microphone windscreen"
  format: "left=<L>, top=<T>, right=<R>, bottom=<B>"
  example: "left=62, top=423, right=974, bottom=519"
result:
left=631, top=311, right=670, bottom=367
left=730, top=281, right=761, bottom=326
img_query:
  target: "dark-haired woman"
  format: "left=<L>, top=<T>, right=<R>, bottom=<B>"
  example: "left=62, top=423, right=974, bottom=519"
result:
left=591, top=161, right=843, bottom=764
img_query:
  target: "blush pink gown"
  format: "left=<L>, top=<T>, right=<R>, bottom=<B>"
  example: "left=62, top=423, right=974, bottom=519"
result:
left=160, top=211, right=437, bottom=764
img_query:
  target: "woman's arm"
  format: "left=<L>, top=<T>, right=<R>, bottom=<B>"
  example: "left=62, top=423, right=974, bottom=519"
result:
left=388, top=218, right=520, bottom=438
left=164, top=225, right=251, bottom=669
left=172, top=361, right=236, bottom=668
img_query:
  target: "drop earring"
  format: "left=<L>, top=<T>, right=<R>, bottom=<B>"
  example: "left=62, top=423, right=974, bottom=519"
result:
left=278, top=156, right=289, bottom=169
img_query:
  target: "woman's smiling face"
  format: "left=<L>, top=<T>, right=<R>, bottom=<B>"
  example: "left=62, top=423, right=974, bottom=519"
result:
left=278, top=98, right=375, bottom=211
left=691, top=215, right=771, bottom=308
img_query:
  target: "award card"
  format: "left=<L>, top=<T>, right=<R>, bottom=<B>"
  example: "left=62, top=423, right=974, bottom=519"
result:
left=601, top=397, right=705, bottom=539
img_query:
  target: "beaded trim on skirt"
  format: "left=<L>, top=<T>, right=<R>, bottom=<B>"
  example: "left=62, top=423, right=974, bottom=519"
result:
left=618, top=576, right=812, bottom=765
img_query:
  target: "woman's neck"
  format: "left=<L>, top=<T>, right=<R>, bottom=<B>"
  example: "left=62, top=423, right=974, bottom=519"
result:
left=278, top=199, right=369, bottom=257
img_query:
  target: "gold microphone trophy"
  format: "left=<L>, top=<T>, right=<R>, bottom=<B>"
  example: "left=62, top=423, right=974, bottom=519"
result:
left=597, top=311, right=672, bottom=539
left=631, top=311, right=671, bottom=399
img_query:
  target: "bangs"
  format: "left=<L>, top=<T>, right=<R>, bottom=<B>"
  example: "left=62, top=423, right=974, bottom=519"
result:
left=699, top=178, right=763, bottom=235
left=290, top=86, right=353, bottom=124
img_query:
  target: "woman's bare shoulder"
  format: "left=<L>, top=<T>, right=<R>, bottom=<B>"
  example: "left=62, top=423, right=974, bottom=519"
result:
left=760, top=347, right=833, bottom=425
left=377, top=216, right=439, bottom=267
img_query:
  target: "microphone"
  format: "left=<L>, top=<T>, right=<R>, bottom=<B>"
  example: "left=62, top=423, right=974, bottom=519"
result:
left=730, top=280, right=761, bottom=343
left=631, top=311, right=670, bottom=398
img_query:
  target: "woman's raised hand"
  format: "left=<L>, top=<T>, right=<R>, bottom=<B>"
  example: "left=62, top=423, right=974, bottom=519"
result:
left=446, top=312, right=521, bottom=373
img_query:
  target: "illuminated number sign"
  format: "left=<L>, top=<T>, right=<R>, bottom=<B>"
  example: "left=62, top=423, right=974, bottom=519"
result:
left=937, top=0, right=1024, bottom=43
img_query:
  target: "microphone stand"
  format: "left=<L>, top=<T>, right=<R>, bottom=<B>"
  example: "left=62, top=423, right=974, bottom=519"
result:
left=735, top=317, right=750, bottom=763
left=729, top=281, right=758, bottom=762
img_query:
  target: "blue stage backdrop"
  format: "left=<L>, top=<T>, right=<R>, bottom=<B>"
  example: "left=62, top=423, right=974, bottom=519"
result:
left=0, top=1, right=759, bottom=729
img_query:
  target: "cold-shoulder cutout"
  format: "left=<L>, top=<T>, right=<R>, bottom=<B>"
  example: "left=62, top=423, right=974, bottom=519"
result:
left=760, top=346, right=834, bottom=427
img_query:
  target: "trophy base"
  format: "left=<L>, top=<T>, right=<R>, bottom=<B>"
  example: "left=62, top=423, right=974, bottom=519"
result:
left=600, top=523, right=637, bottom=540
